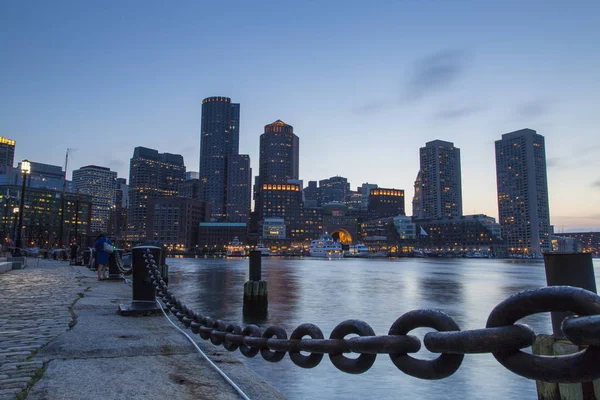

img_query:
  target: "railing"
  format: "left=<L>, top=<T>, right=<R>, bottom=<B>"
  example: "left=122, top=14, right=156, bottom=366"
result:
left=142, top=249, right=600, bottom=382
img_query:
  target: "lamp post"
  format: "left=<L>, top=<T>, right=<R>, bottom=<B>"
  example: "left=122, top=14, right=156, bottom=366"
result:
left=13, top=160, right=31, bottom=257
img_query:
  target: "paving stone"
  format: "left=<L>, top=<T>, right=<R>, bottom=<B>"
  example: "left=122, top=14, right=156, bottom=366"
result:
left=0, top=259, right=88, bottom=396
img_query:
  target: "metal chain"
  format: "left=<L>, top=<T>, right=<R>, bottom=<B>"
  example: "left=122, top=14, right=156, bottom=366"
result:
left=142, top=250, right=600, bottom=382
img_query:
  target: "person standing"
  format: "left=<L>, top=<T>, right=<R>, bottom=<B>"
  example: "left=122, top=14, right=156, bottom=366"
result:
left=94, top=234, right=112, bottom=281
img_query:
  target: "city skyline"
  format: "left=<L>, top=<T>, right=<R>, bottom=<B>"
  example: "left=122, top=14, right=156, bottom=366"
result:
left=3, top=1, right=600, bottom=231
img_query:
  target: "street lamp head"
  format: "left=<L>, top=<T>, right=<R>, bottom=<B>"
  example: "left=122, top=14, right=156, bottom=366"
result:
left=21, top=160, right=31, bottom=174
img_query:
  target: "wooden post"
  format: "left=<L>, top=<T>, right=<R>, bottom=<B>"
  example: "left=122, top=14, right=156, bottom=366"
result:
left=243, top=251, right=268, bottom=319
left=535, top=253, right=600, bottom=399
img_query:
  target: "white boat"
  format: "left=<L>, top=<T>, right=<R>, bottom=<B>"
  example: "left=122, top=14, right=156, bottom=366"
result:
left=254, top=242, right=270, bottom=256
left=347, top=243, right=370, bottom=257
left=412, top=249, right=425, bottom=258
left=226, top=237, right=246, bottom=257
left=309, top=234, right=343, bottom=258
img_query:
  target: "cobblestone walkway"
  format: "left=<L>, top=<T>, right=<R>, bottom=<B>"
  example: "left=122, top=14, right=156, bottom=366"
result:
left=0, top=259, right=89, bottom=400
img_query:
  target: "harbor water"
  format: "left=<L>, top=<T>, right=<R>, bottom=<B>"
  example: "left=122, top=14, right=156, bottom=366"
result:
left=166, top=257, right=600, bottom=400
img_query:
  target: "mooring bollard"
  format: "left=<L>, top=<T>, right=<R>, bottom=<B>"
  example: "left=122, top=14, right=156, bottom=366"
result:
left=243, top=251, right=268, bottom=319
left=534, top=252, right=600, bottom=400
left=118, top=245, right=163, bottom=316
left=106, top=252, right=122, bottom=280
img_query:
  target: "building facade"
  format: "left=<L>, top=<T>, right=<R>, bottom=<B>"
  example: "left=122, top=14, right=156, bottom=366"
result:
left=258, top=120, right=299, bottom=185
left=368, top=188, right=405, bottom=218
left=416, top=214, right=503, bottom=255
left=72, top=165, right=117, bottom=233
left=319, top=176, right=350, bottom=204
left=0, top=185, right=92, bottom=248
left=303, top=181, right=319, bottom=208
left=225, top=154, right=251, bottom=222
left=360, top=183, right=378, bottom=211
left=555, top=232, right=600, bottom=255
left=178, top=179, right=200, bottom=200
left=0, top=137, right=15, bottom=168
left=109, top=178, right=128, bottom=240
left=146, top=197, right=210, bottom=251
left=495, top=129, right=551, bottom=255
left=198, top=222, right=248, bottom=251
left=417, top=140, right=462, bottom=219
left=128, top=147, right=186, bottom=242
left=199, top=96, right=240, bottom=220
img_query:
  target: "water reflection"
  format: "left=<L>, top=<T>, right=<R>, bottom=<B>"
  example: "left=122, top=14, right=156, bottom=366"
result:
left=166, top=257, right=599, bottom=400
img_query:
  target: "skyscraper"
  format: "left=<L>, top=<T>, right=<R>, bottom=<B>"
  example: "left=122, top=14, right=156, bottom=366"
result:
left=412, top=171, right=423, bottom=218
left=199, top=96, right=240, bottom=220
left=0, top=137, right=15, bottom=168
left=417, top=140, right=462, bottom=219
left=72, top=165, right=117, bottom=233
left=495, top=129, right=551, bottom=254
left=258, top=120, right=299, bottom=186
left=128, top=147, right=186, bottom=241
left=226, top=154, right=252, bottom=222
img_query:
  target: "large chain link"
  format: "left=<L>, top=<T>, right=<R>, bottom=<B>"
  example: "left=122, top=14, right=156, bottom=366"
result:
left=143, top=251, right=600, bottom=382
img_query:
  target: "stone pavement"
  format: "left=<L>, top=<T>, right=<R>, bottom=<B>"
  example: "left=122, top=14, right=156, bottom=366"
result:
left=0, top=258, right=285, bottom=400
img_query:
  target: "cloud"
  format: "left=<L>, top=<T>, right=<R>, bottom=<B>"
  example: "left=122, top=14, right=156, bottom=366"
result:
left=352, top=49, right=471, bottom=114
left=434, top=105, right=485, bottom=120
left=405, top=50, right=469, bottom=101
left=516, top=99, right=552, bottom=118
left=593, top=179, right=600, bottom=189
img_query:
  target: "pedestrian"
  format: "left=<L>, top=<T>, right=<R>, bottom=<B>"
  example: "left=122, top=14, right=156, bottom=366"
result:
left=94, top=233, right=112, bottom=281
left=70, top=242, right=79, bottom=265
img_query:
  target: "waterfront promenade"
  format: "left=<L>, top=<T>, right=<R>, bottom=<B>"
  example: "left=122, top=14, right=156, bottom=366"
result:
left=0, top=258, right=284, bottom=400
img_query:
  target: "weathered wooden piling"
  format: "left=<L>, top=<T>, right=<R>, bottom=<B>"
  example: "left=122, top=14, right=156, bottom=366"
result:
left=243, top=251, right=268, bottom=316
left=534, top=252, right=599, bottom=400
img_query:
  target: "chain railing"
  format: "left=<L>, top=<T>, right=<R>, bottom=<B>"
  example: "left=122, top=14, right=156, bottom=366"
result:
left=142, top=250, right=600, bottom=382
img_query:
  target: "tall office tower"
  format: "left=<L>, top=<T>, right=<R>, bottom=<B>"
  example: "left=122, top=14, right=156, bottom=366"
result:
left=495, top=129, right=551, bottom=255
left=255, top=120, right=299, bottom=215
left=128, top=147, right=186, bottom=241
left=258, top=120, right=299, bottom=185
left=360, top=183, right=378, bottom=211
left=226, top=154, right=252, bottom=222
left=72, top=165, right=117, bottom=233
left=418, top=140, right=462, bottom=219
left=319, top=176, right=350, bottom=204
left=0, top=137, right=15, bottom=168
left=110, top=178, right=128, bottom=239
left=199, top=96, right=240, bottom=220
left=412, top=171, right=423, bottom=218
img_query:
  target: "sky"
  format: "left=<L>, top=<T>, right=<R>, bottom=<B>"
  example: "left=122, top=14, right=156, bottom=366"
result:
left=2, top=0, right=599, bottom=231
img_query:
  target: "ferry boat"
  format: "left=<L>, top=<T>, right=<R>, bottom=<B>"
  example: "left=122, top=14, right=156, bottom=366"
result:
left=226, top=237, right=246, bottom=257
left=254, top=242, right=270, bottom=257
left=309, top=234, right=343, bottom=258
left=346, top=243, right=370, bottom=257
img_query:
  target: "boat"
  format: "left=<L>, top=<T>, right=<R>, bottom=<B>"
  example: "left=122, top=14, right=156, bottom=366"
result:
left=412, top=249, right=425, bottom=258
left=226, top=237, right=246, bottom=257
left=309, top=234, right=343, bottom=258
left=254, top=242, right=270, bottom=256
left=346, top=243, right=370, bottom=257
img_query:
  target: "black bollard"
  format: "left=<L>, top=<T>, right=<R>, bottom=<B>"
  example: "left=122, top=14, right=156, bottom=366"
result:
left=106, top=252, right=122, bottom=281
left=543, top=252, right=597, bottom=338
left=118, top=246, right=163, bottom=316
left=243, top=251, right=268, bottom=320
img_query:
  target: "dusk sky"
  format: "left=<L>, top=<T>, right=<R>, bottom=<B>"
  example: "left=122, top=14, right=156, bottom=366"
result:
left=2, top=1, right=599, bottom=231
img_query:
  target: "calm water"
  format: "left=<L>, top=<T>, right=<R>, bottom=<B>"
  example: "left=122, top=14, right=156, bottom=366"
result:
left=166, top=257, right=600, bottom=400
